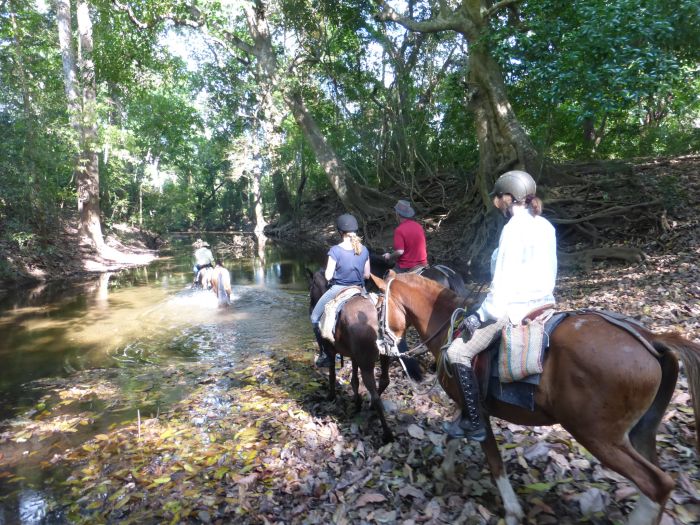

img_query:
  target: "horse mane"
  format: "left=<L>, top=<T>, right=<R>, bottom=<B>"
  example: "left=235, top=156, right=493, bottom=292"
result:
left=393, top=272, right=466, bottom=313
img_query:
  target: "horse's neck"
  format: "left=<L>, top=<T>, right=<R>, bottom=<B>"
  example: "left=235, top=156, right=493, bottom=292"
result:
left=402, top=284, right=460, bottom=352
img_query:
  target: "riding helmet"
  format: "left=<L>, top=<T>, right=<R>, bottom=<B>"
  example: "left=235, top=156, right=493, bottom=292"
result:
left=490, top=170, right=536, bottom=202
left=336, top=213, right=359, bottom=233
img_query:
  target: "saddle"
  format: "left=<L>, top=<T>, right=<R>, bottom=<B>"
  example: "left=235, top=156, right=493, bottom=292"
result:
left=473, top=308, right=659, bottom=411
left=319, top=287, right=378, bottom=343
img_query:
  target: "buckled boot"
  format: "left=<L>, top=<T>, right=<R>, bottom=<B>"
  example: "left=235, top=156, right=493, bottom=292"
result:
left=443, top=362, right=487, bottom=442
left=312, top=325, right=331, bottom=368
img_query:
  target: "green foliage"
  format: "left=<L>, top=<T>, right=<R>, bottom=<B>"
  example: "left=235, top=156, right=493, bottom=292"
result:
left=2, top=0, right=698, bottom=247
left=494, top=0, right=700, bottom=159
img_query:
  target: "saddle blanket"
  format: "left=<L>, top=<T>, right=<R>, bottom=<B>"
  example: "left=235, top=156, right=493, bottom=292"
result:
left=320, top=288, right=379, bottom=343
left=488, top=311, right=567, bottom=411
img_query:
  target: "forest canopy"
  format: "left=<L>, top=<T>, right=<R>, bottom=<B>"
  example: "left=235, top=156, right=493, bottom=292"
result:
left=1, top=0, right=699, bottom=251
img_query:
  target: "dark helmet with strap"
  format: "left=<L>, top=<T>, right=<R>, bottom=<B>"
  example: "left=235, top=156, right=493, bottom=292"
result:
left=336, top=213, right=359, bottom=233
left=490, top=170, right=536, bottom=202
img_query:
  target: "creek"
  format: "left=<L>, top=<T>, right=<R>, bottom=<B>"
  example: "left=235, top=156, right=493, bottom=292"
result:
left=0, top=235, right=324, bottom=524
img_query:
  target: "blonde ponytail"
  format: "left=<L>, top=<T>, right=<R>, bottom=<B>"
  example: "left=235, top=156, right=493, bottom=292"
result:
left=347, top=232, right=363, bottom=255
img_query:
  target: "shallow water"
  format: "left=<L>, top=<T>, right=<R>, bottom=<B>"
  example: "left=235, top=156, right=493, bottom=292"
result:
left=0, top=235, right=324, bottom=524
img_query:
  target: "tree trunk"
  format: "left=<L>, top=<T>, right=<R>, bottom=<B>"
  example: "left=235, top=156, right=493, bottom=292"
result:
left=271, top=171, right=294, bottom=224
left=241, top=1, right=391, bottom=220
left=285, top=91, right=391, bottom=217
left=376, top=1, right=544, bottom=267
left=468, top=48, right=541, bottom=206
left=76, top=0, right=104, bottom=247
left=56, top=0, right=79, bottom=121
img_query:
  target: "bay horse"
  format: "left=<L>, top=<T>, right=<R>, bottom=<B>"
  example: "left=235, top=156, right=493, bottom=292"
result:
left=371, top=271, right=700, bottom=525
left=368, top=250, right=469, bottom=297
left=307, top=269, right=421, bottom=443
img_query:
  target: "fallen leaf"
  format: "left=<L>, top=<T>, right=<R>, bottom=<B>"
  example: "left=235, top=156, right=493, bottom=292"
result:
left=355, top=492, right=386, bottom=507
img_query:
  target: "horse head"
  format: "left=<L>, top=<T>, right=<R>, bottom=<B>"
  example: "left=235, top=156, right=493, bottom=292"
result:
left=371, top=271, right=467, bottom=357
left=306, top=268, right=327, bottom=312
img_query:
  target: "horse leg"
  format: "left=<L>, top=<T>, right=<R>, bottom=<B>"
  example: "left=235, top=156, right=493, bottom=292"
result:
left=350, top=359, right=361, bottom=410
left=480, top=422, right=525, bottom=525
left=359, top=367, right=393, bottom=443
left=327, top=350, right=336, bottom=401
left=377, top=355, right=390, bottom=396
left=573, top=435, right=674, bottom=525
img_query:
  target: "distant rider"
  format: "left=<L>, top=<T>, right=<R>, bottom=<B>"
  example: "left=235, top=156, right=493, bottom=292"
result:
left=193, top=239, right=215, bottom=285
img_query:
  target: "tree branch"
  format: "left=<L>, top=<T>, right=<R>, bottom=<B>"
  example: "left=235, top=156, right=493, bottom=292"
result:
left=484, top=0, right=522, bottom=20
left=374, top=0, right=471, bottom=35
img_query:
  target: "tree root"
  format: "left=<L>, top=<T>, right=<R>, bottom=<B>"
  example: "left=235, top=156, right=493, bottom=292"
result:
left=558, top=246, right=646, bottom=272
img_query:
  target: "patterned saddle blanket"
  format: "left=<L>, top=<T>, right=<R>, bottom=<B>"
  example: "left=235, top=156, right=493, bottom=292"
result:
left=319, top=288, right=378, bottom=343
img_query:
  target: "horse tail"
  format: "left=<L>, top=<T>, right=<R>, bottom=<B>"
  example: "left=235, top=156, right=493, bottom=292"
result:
left=652, top=332, right=700, bottom=452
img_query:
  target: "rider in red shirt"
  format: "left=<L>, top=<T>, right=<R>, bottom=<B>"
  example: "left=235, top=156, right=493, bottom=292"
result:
left=382, top=200, right=427, bottom=272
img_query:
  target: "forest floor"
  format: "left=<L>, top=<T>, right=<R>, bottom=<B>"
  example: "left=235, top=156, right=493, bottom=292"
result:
left=1, top=155, right=699, bottom=524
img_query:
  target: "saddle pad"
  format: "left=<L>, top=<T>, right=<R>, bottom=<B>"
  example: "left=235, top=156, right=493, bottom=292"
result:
left=498, top=310, right=553, bottom=382
left=319, top=287, right=363, bottom=342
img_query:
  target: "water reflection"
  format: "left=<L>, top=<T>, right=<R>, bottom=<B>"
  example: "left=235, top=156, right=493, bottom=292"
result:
left=0, top=235, right=324, bottom=417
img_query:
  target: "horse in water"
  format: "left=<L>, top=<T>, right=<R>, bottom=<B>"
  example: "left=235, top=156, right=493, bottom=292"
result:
left=307, top=269, right=421, bottom=443
left=209, top=264, right=232, bottom=307
left=371, top=271, right=700, bottom=525
left=194, top=266, right=213, bottom=290
left=195, top=264, right=232, bottom=307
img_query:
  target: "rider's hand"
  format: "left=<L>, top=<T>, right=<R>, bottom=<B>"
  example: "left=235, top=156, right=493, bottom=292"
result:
left=461, top=314, right=481, bottom=339
left=382, top=252, right=391, bottom=261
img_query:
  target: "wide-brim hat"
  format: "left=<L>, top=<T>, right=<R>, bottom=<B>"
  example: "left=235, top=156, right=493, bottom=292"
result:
left=394, top=199, right=415, bottom=218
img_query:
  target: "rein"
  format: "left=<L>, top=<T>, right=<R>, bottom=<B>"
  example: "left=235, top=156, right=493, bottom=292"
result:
left=379, top=275, right=483, bottom=362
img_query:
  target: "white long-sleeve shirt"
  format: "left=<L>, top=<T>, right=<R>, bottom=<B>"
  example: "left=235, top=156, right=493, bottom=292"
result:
left=477, top=205, right=557, bottom=324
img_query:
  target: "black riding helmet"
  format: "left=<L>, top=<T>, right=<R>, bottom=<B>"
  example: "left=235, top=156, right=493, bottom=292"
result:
left=336, top=213, right=359, bottom=233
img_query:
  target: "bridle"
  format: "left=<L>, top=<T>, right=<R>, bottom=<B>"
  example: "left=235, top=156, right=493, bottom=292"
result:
left=378, top=274, right=481, bottom=359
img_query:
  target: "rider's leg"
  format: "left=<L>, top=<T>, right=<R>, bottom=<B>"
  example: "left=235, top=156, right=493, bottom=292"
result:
left=310, top=285, right=344, bottom=368
left=312, top=324, right=330, bottom=367
left=443, top=318, right=506, bottom=441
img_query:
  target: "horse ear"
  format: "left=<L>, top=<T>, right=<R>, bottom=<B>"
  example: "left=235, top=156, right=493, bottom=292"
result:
left=305, top=268, right=314, bottom=281
left=369, top=273, right=387, bottom=292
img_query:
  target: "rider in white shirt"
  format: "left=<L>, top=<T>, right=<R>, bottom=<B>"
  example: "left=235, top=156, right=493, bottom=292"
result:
left=445, top=170, right=557, bottom=442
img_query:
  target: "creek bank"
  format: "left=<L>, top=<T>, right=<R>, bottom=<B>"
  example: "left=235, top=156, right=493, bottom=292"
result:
left=0, top=217, right=161, bottom=295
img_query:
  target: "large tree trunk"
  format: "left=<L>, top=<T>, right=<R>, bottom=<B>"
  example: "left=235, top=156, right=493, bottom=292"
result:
left=76, top=0, right=104, bottom=247
left=468, top=48, right=541, bottom=206
left=285, top=92, right=390, bottom=217
left=57, top=0, right=104, bottom=248
left=376, top=0, right=543, bottom=269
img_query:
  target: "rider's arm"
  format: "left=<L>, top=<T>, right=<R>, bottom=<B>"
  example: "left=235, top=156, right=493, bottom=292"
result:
left=383, top=249, right=404, bottom=262
left=324, top=256, right=337, bottom=282
left=383, top=227, right=405, bottom=262
left=363, top=257, right=370, bottom=279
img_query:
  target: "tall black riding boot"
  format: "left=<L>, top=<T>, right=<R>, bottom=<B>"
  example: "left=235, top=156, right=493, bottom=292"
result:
left=312, top=325, right=331, bottom=368
left=443, top=362, right=486, bottom=442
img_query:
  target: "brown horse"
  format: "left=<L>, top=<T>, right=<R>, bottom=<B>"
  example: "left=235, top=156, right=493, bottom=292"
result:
left=371, top=271, right=700, bottom=525
left=209, top=264, right=232, bottom=307
left=308, top=269, right=422, bottom=443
